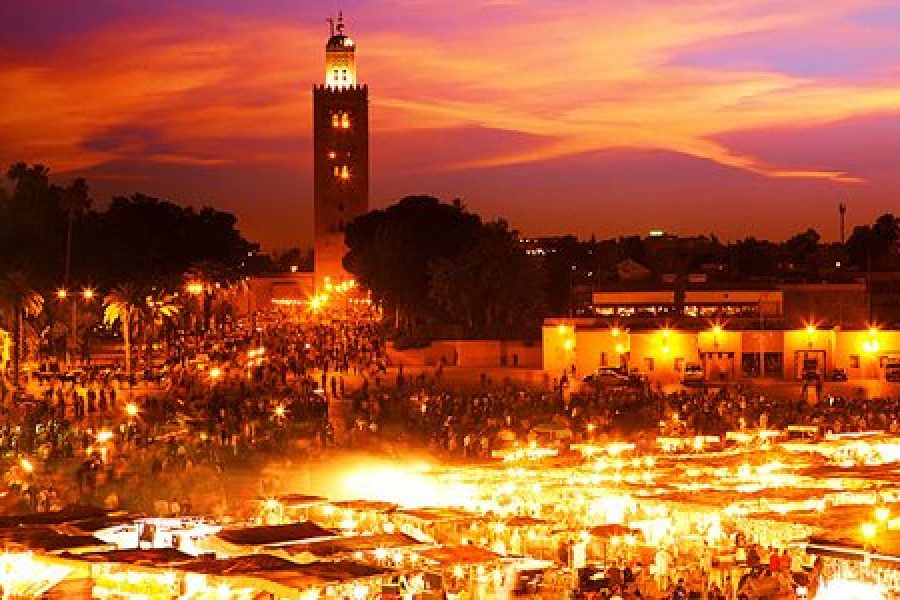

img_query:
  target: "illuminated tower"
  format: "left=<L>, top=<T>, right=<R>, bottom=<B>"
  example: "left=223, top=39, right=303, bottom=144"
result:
left=313, top=11, right=368, bottom=291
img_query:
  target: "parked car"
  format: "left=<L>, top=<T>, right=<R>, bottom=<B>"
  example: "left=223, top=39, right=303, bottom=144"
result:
left=583, top=367, right=629, bottom=386
left=801, top=370, right=821, bottom=383
left=682, top=363, right=704, bottom=385
left=828, top=368, right=848, bottom=382
left=886, top=361, right=900, bottom=383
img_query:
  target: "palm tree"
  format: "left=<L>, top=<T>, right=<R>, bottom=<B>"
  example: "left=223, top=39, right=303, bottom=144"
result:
left=184, top=261, right=231, bottom=332
left=0, top=270, right=44, bottom=387
left=103, top=284, right=144, bottom=377
left=143, top=291, right=180, bottom=367
left=59, top=178, right=90, bottom=285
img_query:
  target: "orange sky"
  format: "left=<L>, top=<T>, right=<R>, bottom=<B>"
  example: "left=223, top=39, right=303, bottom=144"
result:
left=1, top=0, right=899, bottom=248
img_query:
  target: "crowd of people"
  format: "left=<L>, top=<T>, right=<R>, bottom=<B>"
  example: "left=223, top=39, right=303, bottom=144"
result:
left=2, top=309, right=900, bottom=599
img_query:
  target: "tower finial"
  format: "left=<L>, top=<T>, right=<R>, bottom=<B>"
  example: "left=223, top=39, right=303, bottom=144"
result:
left=336, top=10, right=345, bottom=35
left=326, top=16, right=334, bottom=37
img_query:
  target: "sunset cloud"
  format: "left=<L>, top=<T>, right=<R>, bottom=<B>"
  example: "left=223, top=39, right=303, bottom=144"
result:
left=0, top=0, right=898, bottom=245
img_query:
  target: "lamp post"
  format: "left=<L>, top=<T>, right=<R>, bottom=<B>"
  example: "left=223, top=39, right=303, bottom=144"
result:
left=186, top=282, right=209, bottom=335
left=861, top=521, right=877, bottom=552
left=57, top=287, right=95, bottom=366
left=863, top=326, right=880, bottom=379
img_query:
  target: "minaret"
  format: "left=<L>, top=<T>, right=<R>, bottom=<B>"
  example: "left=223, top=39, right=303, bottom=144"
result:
left=313, top=11, right=369, bottom=291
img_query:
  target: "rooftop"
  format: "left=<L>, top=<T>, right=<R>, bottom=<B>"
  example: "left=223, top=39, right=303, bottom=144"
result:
left=216, top=521, right=335, bottom=546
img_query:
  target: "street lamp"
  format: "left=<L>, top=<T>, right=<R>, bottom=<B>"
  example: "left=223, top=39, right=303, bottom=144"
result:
left=186, top=282, right=205, bottom=296
left=805, top=323, right=816, bottom=349
left=863, top=325, right=880, bottom=355
left=861, top=521, right=877, bottom=550
left=711, top=323, right=723, bottom=350
left=186, top=281, right=211, bottom=333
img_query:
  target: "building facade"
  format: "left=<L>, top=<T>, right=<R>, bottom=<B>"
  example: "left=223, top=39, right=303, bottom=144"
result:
left=543, top=320, right=900, bottom=384
left=313, top=12, right=369, bottom=291
left=545, top=283, right=900, bottom=383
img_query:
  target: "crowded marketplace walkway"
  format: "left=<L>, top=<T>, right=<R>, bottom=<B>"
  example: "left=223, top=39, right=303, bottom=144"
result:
left=2, top=310, right=900, bottom=599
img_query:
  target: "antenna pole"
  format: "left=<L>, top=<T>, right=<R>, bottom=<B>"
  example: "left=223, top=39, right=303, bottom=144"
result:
left=839, top=202, right=847, bottom=245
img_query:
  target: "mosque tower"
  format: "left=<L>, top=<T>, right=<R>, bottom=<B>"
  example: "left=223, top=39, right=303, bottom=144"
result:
left=313, top=11, right=369, bottom=291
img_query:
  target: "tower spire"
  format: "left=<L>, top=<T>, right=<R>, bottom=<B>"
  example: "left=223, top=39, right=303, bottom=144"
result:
left=336, top=10, right=345, bottom=36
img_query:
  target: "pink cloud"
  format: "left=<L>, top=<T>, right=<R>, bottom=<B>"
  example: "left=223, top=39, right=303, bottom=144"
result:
left=0, top=0, right=898, bottom=248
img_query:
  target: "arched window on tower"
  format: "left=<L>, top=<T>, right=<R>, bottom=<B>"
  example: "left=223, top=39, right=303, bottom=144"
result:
left=331, top=112, right=351, bottom=129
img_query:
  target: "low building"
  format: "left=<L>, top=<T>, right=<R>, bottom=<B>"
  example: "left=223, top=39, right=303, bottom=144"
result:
left=543, top=319, right=900, bottom=383
left=243, top=272, right=315, bottom=314
left=589, top=281, right=872, bottom=330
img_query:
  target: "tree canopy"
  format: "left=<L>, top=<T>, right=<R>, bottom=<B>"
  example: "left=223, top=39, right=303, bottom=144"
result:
left=344, top=196, right=544, bottom=339
left=0, top=162, right=258, bottom=291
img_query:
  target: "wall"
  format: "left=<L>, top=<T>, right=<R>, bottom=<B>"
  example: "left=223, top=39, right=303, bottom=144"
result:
left=627, top=330, right=699, bottom=384
left=245, top=273, right=315, bottom=313
left=780, top=283, right=869, bottom=328
left=388, top=340, right=541, bottom=369
left=832, top=330, right=900, bottom=379
left=541, top=322, right=900, bottom=383
left=782, top=329, right=836, bottom=379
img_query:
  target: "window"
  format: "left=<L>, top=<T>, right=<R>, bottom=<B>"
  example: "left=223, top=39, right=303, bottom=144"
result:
left=742, top=353, right=760, bottom=378
left=331, top=112, right=350, bottom=129
left=340, top=165, right=350, bottom=180
left=332, top=69, right=339, bottom=83
left=600, top=352, right=607, bottom=367
left=763, top=353, right=782, bottom=378
left=849, top=355, right=860, bottom=369
left=644, top=357, right=654, bottom=372
left=342, top=69, right=347, bottom=81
